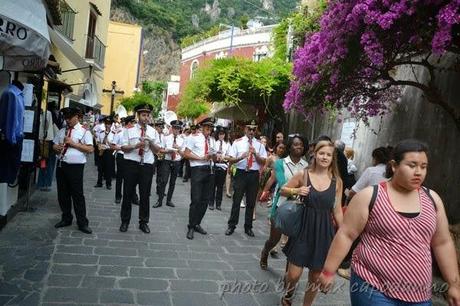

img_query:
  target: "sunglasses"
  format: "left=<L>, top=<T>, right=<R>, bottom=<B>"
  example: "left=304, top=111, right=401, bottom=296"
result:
left=288, top=133, right=301, bottom=138
left=248, top=127, right=256, bottom=131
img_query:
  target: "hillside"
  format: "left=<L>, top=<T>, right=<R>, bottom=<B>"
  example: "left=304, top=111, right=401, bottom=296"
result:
left=110, top=0, right=299, bottom=81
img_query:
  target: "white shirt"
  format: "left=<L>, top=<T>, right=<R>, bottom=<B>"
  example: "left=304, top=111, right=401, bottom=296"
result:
left=157, top=132, right=166, bottom=148
left=228, top=136, right=267, bottom=171
left=352, top=163, right=387, bottom=193
left=213, top=139, right=230, bottom=170
left=121, top=123, right=159, bottom=164
left=185, top=132, right=216, bottom=167
left=93, top=123, right=105, bottom=141
left=107, top=128, right=124, bottom=155
left=96, top=129, right=110, bottom=150
left=164, top=133, right=184, bottom=161
left=53, top=123, right=93, bottom=164
left=277, top=156, right=309, bottom=206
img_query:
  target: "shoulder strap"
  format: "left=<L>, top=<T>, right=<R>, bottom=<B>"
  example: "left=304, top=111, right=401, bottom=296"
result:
left=421, top=186, right=437, bottom=211
left=302, top=168, right=309, bottom=187
left=284, top=160, right=295, bottom=177
left=368, top=184, right=379, bottom=213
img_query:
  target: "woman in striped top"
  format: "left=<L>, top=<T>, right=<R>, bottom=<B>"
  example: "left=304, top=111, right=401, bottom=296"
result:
left=318, top=140, right=460, bottom=306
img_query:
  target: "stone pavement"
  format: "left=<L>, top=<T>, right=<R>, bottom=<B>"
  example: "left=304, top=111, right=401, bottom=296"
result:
left=0, top=161, right=362, bottom=306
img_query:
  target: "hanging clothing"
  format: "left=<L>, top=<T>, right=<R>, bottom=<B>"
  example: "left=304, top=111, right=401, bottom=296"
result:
left=0, top=84, right=24, bottom=144
left=0, top=84, right=25, bottom=184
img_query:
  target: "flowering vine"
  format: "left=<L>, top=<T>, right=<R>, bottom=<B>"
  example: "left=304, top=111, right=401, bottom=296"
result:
left=284, top=0, right=460, bottom=129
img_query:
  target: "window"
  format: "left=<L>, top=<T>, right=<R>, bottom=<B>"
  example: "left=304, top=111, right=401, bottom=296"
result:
left=56, top=0, right=76, bottom=41
left=85, top=11, right=97, bottom=58
left=190, top=60, right=199, bottom=79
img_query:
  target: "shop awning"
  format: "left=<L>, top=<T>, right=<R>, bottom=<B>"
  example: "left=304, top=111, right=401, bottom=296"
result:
left=0, top=0, right=51, bottom=71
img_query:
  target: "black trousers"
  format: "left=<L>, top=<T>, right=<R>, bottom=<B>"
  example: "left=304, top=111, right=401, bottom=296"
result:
left=93, top=142, right=99, bottom=166
left=56, top=163, right=88, bottom=227
left=115, top=153, right=124, bottom=199
left=155, top=159, right=164, bottom=196
left=99, top=150, right=115, bottom=186
left=183, top=160, right=191, bottom=180
left=178, top=159, right=184, bottom=177
left=121, top=160, right=153, bottom=224
left=228, top=169, right=259, bottom=230
left=188, top=166, right=213, bottom=228
left=210, top=168, right=226, bottom=208
left=157, top=160, right=181, bottom=202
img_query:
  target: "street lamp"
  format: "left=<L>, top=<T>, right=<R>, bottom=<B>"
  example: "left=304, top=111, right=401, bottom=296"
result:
left=219, top=23, right=235, bottom=56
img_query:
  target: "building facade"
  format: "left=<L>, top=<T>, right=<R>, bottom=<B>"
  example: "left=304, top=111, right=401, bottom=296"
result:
left=172, top=25, right=275, bottom=112
left=102, top=21, right=143, bottom=115
left=49, top=0, right=110, bottom=112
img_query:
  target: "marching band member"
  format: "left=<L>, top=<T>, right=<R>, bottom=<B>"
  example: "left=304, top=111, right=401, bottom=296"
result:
left=183, top=118, right=216, bottom=240
left=52, top=107, right=94, bottom=234
left=209, top=126, right=230, bottom=211
left=225, top=120, right=267, bottom=237
left=153, top=120, right=185, bottom=208
left=120, top=104, right=160, bottom=234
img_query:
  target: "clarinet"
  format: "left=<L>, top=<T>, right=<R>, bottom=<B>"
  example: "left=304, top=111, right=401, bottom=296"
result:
left=57, top=126, right=70, bottom=168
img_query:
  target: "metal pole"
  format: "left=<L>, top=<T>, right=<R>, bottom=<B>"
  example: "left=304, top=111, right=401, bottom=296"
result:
left=229, top=24, right=234, bottom=56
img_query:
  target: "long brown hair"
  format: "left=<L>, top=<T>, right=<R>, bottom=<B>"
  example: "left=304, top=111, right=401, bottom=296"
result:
left=309, top=140, right=341, bottom=180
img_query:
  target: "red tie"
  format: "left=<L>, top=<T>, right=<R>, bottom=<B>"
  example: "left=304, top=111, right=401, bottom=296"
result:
left=204, top=136, right=209, bottom=155
left=139, top=127, right=145, bottom=157
left=61, top=127, right=73, bottom=157
left=172, top=135, right=177, bottom=160
left=247, top=138, right=253, bottom=170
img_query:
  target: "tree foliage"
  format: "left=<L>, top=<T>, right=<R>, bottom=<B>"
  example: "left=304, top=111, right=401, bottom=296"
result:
left=177, top=57, right=291, bottom=119
left=272, top=1, right=326, bottom=61
left=285, top=0, right=460, bottom=129
left=120, top=80, right=166, bottom=117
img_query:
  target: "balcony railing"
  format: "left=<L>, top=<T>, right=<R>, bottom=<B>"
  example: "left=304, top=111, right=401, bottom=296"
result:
left=85, top=35, right=106, bottom=68
left=56, top=0, right=76, bottom=41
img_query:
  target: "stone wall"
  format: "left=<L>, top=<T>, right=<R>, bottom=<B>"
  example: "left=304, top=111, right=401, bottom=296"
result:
left=287, top=54, right=460, bottom=224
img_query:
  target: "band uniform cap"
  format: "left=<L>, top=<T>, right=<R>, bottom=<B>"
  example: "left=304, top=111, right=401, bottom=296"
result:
left=61, top=107, right=82, bottom=118
left=170, top=120, right=183, bottom=128
left=246, top=120, right=258, bottom=128
left=123, top=115, right=136, bottom=124
left=134, top=103, right=153, bottom=113
left=104, top=116, right=114, bottom=124
left=216, top=125, right=227, bottom=133
left=154, top=119, right=165, bottom=126
left=199, top=117, right=215, bottom=127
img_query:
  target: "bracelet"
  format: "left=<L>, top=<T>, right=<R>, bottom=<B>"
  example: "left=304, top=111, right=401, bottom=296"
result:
left=290, top=188, right=297, bottom=196
left=321, top=269, right=335, bottom=277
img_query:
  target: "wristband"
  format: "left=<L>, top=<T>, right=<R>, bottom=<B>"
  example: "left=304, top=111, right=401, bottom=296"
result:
left=321, top=269, right=335, bottom=277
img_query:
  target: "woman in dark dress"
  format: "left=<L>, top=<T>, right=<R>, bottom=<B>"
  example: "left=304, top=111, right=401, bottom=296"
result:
left=279, top=140, right=343, bottom=306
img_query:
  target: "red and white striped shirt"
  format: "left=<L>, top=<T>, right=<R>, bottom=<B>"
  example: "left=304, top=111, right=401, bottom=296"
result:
left=352, top=182, right=437, bottom=302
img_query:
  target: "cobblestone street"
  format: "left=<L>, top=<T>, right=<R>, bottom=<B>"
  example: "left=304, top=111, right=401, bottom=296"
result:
left=0, top=162, right=355, bottom=306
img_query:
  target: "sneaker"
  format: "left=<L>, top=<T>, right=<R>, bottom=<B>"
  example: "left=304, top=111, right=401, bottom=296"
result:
left=240, top=201, right=246, bottom=208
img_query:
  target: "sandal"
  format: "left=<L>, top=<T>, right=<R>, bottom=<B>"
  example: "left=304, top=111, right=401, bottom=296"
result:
left=259, top=249, right=268, bottom=270
left=281, top=296, right=292, bottom=306
left=281, top=286, right=295, bottom=306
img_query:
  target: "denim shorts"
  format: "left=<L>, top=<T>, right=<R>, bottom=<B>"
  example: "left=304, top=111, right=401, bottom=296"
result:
left=350, top=271, right=432, bottom=306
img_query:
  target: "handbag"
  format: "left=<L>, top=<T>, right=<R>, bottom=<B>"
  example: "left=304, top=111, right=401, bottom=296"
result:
left=274, top=170, right=309, bottom=237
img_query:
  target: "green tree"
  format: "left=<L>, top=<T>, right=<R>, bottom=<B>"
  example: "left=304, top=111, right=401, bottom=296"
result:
left=177, top=57, right=291, bottom=118
left=120, top=80, right=166, bottom=117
